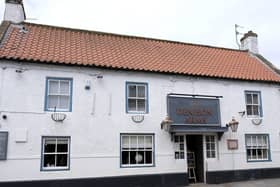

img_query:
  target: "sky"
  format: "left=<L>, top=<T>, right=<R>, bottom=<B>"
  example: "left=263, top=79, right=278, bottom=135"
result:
left=0, top=0, right=280, bottom=68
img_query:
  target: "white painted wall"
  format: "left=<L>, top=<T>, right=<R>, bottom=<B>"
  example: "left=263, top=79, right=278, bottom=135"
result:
left=0, top=61, right=280, bottom=182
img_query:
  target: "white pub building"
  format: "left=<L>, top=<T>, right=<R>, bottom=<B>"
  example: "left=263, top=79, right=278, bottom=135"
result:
left=1, top=1, right=280, bottom=186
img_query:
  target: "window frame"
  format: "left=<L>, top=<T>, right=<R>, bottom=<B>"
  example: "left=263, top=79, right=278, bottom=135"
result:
left=41, top=136, right=71, bottom=171
left=174, top=135, right=185, bottom=159
left=244, top=91, right=263, bottom=118
left=44, top=77, right=73, bottom=112
left=120, top=133, right=155, bottom=168
left=205, top=135, right=217, bottom=159
left=245, top=134, right=271, bottom=162
left=0, top=131, right=8, bottom=160
left=125, top=82, right=149, bottom=114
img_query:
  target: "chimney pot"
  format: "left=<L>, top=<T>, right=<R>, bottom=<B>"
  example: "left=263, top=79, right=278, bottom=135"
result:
left=240, top=30, right=259, bottom=54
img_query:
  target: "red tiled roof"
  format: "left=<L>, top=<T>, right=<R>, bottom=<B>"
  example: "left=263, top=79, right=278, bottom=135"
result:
left=0, top=22, right=280, bottom=83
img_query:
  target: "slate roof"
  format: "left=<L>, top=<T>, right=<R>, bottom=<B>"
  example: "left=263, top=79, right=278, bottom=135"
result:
left=0, top=21, right=280, bottom=83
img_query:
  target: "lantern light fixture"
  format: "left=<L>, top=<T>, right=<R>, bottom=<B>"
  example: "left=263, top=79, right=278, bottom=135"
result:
left=227, top=117, right=239, bottom=133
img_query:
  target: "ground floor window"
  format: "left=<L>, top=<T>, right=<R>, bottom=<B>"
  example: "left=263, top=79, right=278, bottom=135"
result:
left=0, top=132, right=8, bottom=160
left=41, top=136, right=70, bottom=171
left=121, top=134, right=154, bottom=167
left=205, top=135, right=216, bottom=158
left=245, top=134, right=270, bottom=162
left=174, top=135, right=185, bottom=159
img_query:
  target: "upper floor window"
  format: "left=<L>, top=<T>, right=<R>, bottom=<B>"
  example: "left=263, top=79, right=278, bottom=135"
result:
left=245, top=134, right=270, bottom=162
left=245, top=91, right=262, bottom=117
left=41, top=136, right=70, bottom=171
left=45, top=78, right=73, bottom=112
left=126, top=82, right=148, bottom=113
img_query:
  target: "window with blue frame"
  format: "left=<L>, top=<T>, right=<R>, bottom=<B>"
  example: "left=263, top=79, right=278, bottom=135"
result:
left=126, top=82, right=148, bottom=113
left=245, top=134, right=270, bottom=162
left=245, top=91, right=262, bottom=117
left=41, top=136, right=70, bottom=171
left=121, top=134, right=154, bottom=167
left=45, top=78, right=73, bottom=112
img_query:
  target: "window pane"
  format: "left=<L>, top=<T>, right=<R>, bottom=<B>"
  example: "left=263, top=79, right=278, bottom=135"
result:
left=136, top=152, right=144, bottom=164
left=263, top=149, right=268, bottom=159
left=137, top=99, right=146, bottom=112
left=128, top=85, right=136, bottom=97
left=44, top=139, right=56, bottom=153
left=49, top=80, right=59, bottom=94
left=210, top=143, right=215, bottom=150
left=57, top=139, right=68, bottom=152
left=60, top=81, right=70, bottom=95
left=56, top=154, right=68, bottom=167
left=48, top=95, right=59, bottom=109
left=145, top=136, right=153, bottom=148
left=179, top=136, right=184, bottom=142
left=253, top=105, right=259, bottom=116
left=174, top=136, right=179, bottom=143
left=130, top=151, right=137, bottom=164
left=137, top=85, right=146, bottom=98
left=145, top=151, right=152, bottom=164
left=59, top=96, right=70, bottom=109
left=246, top=105, right=253, bottom=115
left=252, top=94, right=259, bottom=104
left=246, top=94, right=252, bottom=104
left=122, top=151, right=129, bottom=165
left=128, top=99, right=136, bottom=111
left=130, top=136, right=137, bottom=149
left=138, top=136, right=145, bottom=149
left=122, top=136, right=129, bottom=149
left=44, top=154, right=55, bottom=167
left=246, top=136, right=251, bottom=146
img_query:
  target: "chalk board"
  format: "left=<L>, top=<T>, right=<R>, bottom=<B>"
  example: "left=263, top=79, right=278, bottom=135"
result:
left=0, top=132, right=8, bottom=160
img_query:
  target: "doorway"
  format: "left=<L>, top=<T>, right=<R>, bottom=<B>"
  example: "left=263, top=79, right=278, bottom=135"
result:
left=186, top=135, right=204, bottom=183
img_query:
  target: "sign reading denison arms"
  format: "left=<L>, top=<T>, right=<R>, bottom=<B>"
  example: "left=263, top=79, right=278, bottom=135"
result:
left=167, top=96, right=221, bottom=126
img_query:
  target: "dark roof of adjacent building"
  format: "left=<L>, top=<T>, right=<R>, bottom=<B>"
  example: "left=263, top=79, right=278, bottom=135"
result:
left=0, top=21, right=280, bottom=83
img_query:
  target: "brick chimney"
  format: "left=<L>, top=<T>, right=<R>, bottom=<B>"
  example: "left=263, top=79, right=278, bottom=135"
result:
left=240, top=31, right=258, bottom=54
left=4, top=0, right=26, bottom=23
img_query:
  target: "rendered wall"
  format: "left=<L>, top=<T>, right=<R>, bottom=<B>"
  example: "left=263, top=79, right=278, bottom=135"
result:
left=0, top=61, right=279, bottom=182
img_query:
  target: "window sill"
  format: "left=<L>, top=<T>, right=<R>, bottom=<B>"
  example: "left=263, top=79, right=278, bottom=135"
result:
left=41, top=167, right=70, bottom=172
left=247, top=159, right=271, bottom=163
left=246, top=116, right=263, bottom=119
left=121, top=164, right=155, bottom=168
left=45, top=109, right=72, bottom=113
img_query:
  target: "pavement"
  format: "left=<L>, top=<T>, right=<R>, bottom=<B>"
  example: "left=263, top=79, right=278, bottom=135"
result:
left=188, top=178, right=280, bottom=187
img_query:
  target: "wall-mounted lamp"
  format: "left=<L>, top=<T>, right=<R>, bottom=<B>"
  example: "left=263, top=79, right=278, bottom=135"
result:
left=15, top=68, right=27, bottom=73
left=89, top=73, right=103, bottom=79
left=97, top=75, right=103, bottom=79
left=85, top=80, right=91, bottom=90
left=227, top=117, right=239, bottom=133
left=238, top=110, right=245, bottom=117
left=160, top=116, right=173, bottom=131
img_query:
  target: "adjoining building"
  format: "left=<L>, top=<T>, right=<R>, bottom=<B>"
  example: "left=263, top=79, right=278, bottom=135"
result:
left=1, top=1, right=280, bottom=186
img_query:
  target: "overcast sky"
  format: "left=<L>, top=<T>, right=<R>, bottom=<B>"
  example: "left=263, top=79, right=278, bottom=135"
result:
left=0, top=0, right=280, bottom=68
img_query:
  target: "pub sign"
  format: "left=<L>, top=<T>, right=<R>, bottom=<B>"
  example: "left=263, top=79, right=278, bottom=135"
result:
left=167, top=96, right=221, bottom=126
